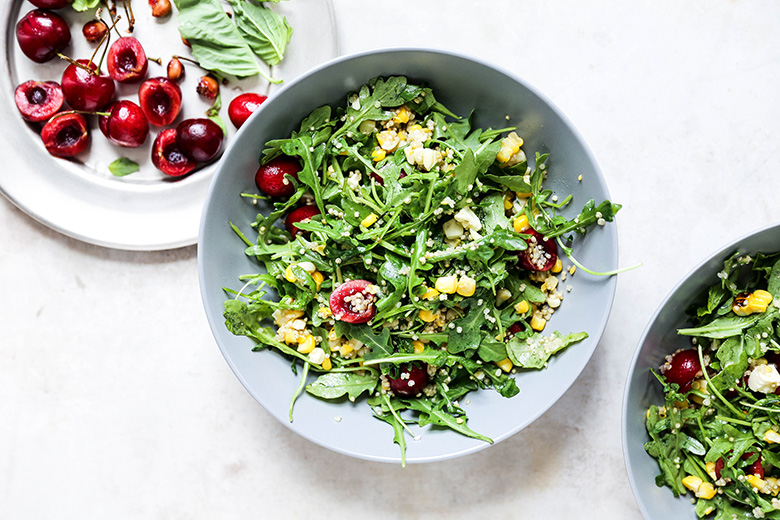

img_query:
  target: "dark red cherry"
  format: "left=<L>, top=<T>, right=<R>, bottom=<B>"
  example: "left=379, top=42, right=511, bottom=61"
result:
left=660, top=349, right=702, bottom=392
left=387, top=364, right=429, bottom=397
left=138, top=77, right=182, bottom=126
left=82, top=20, right=107, bottom=43
left=228, top=92, right=267, bottom=129
left=507, top=322, right=525, bottom=337
left=14, top=80, right=63, bottom=122
left=16, top=9, right=71, bottom=63
left=151, top=128, right=196, bottom=177
left=329, top=279, right=378, bottom=324
left=517, top=228, right=558, bottom=272
left=285, top=205, right=320, bottom=238
left=41, top=112, right=89, bottom=157
left=175, top=118, right=223, bottom=162
left=106, top=37, right=148, bottom=83
left=255, top=156, right=300, bottom=197
left=99, top=100, right=149, bottom=148
left=28, top=0, right=73, bottom=8
left=61, top=59, right=115, bottom=111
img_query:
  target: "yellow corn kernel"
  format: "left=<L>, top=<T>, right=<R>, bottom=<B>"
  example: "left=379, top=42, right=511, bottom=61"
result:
left=371, top=148, right=386, bottom=162
left=361, top=213, right=379, bottom=228
left=412, top=340, right=425, bottom=353
left=284, top=264, right=297, bottom=283
left=513, top=214, right=530, bottom=233
left=457, top=276, right=476, bottom=297
left=407, top=123, right=423, bottom=133
left=317, top=306, right=331, bottom=318
left=551, top=258, right=563, bottom=274
left=514, top=300, right=530, bottom=314
left=696, top=482, right=716, bottom=500
left=496, top=132, right=523, bottom=164
left=496, top=358, right=513, bottom=372
left=747, top=474, right=767, bottom=491
left=435, top=275, right=458, bottom=294
left=496, top=288, right=512, bottom=306
left=530, top=312, right=546, bottom=332
left=283, top=330, right=300, bottom=345
left=569, top=265, right=577, bottom=275
left=418, top=309, right=438, bottom=323
left=422, top=287, right=440, bottom=300
left=312, top=271, right=324, bottom=291
left=765, top=430, right=780, bottom=444
left=681, top=475, right=703, bottom=494
left=733, top=289, right=773, bottom=316
left=339, top=341, right=354, bottom=356
left=297, top=335, right=316, bottom=354
left=321, top=357, right=332, bottom=371
left=392, top=106, right=412, bottom=124
left=515, top=191, right=532, bottom=198
left=705, top=461, right=717, bottom=480
left=503, top=194, right=514, bottom=210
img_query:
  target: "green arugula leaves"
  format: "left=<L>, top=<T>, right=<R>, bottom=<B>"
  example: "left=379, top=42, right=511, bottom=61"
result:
left=646, top=252, right=780, bottom=518
left=223, top=75, right=617, bottom=464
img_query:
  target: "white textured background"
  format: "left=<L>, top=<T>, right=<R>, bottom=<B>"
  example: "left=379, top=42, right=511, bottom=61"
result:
left=3, top=1, right=780, bottom=518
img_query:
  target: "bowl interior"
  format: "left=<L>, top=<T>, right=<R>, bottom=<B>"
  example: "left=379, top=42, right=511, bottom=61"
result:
left=199, top=48, right=619, bottom=463
left=623, top=222, right=780, bottom=518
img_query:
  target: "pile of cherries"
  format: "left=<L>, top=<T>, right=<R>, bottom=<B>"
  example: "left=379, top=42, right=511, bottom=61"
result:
left=14, top=0, right=267, bottom=177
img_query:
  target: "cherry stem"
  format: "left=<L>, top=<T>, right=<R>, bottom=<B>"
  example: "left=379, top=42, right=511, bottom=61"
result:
left=148, top=57, right=162, bottom=65
left=87, top=14, right=121, bottom=70
left=57, top=53, right=97, bottom=76
left=172, top=55, right=227, bottom=84
left=48, top=109, right=110, bottom=123
left=122, top=0, right=135, bottom=33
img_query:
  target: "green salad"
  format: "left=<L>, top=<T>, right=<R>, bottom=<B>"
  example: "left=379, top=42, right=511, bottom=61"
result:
left=224, top=75, right=620, bottom=464
left=646, top=252, right=780, bottom=518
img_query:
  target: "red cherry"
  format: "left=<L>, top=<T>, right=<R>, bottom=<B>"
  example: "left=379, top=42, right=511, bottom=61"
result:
left=507, top=322, right=525, bottom=337
left=106, top=37, right=148, bottom=83
left=517, top=228, right=558, bottom=272
left=61, top=59, right=115, bottom=111
left=14, top=80, right=63, bottom=122
left=228, top=92, right=267, bottom=129
left=16, top=9, right=71, bottom=63
left=254, top=156, right=301, bottom=197
left=387, top=364, right=429, bottom=397
left=151, top=128, right=196, bottom=177
left=329, top=279, right=378, bottom=324
left=285, top=205, right=320, bottom=238
left=82, top=20, right=107, bottom=43
left=660, top=349, right=702, bottom=392
left=138, top=77, right=182, bottom=127
left=28, top=0, right=73, bottom=8
left=41, top=112, right=89, bottom=157
left=175, top=118, right=224, bottom=162
left=99, top=100, right=149, bottom=148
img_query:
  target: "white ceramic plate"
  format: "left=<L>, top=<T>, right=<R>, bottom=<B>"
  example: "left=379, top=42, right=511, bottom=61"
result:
left=199, top=49, right=620, bottom=464
left=0, top=0, right=338, bottom=250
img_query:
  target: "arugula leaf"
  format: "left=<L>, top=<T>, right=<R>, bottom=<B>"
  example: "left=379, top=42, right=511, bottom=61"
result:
left=402, top=398, right=493, bottom=444
left=174, top=0, right=261, bottom=78
left=306, top=372, right=378, bottom=400
left=678, top=314, right=763, bottom=338
left=506, top=331, right=588, bottom=369
left=229, top=0, right=293, bottom=66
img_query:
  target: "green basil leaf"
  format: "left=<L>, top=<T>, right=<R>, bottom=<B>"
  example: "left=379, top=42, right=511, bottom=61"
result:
left=72, top=0, right=100, bottom=11
left=174, top=0, right=261, bottom=78
left=229, top=0, right=293, bottom=66
left=108, top=158, right=140, bottom=177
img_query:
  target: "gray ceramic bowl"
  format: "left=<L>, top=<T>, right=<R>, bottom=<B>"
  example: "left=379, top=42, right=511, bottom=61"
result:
left=198, top=48, right=618, bottom=464
left=623, top=222, right=780, bottom=517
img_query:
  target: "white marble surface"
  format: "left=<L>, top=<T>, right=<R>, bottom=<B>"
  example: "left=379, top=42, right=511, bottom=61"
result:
left=2, top=1, right=780, bottom=518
